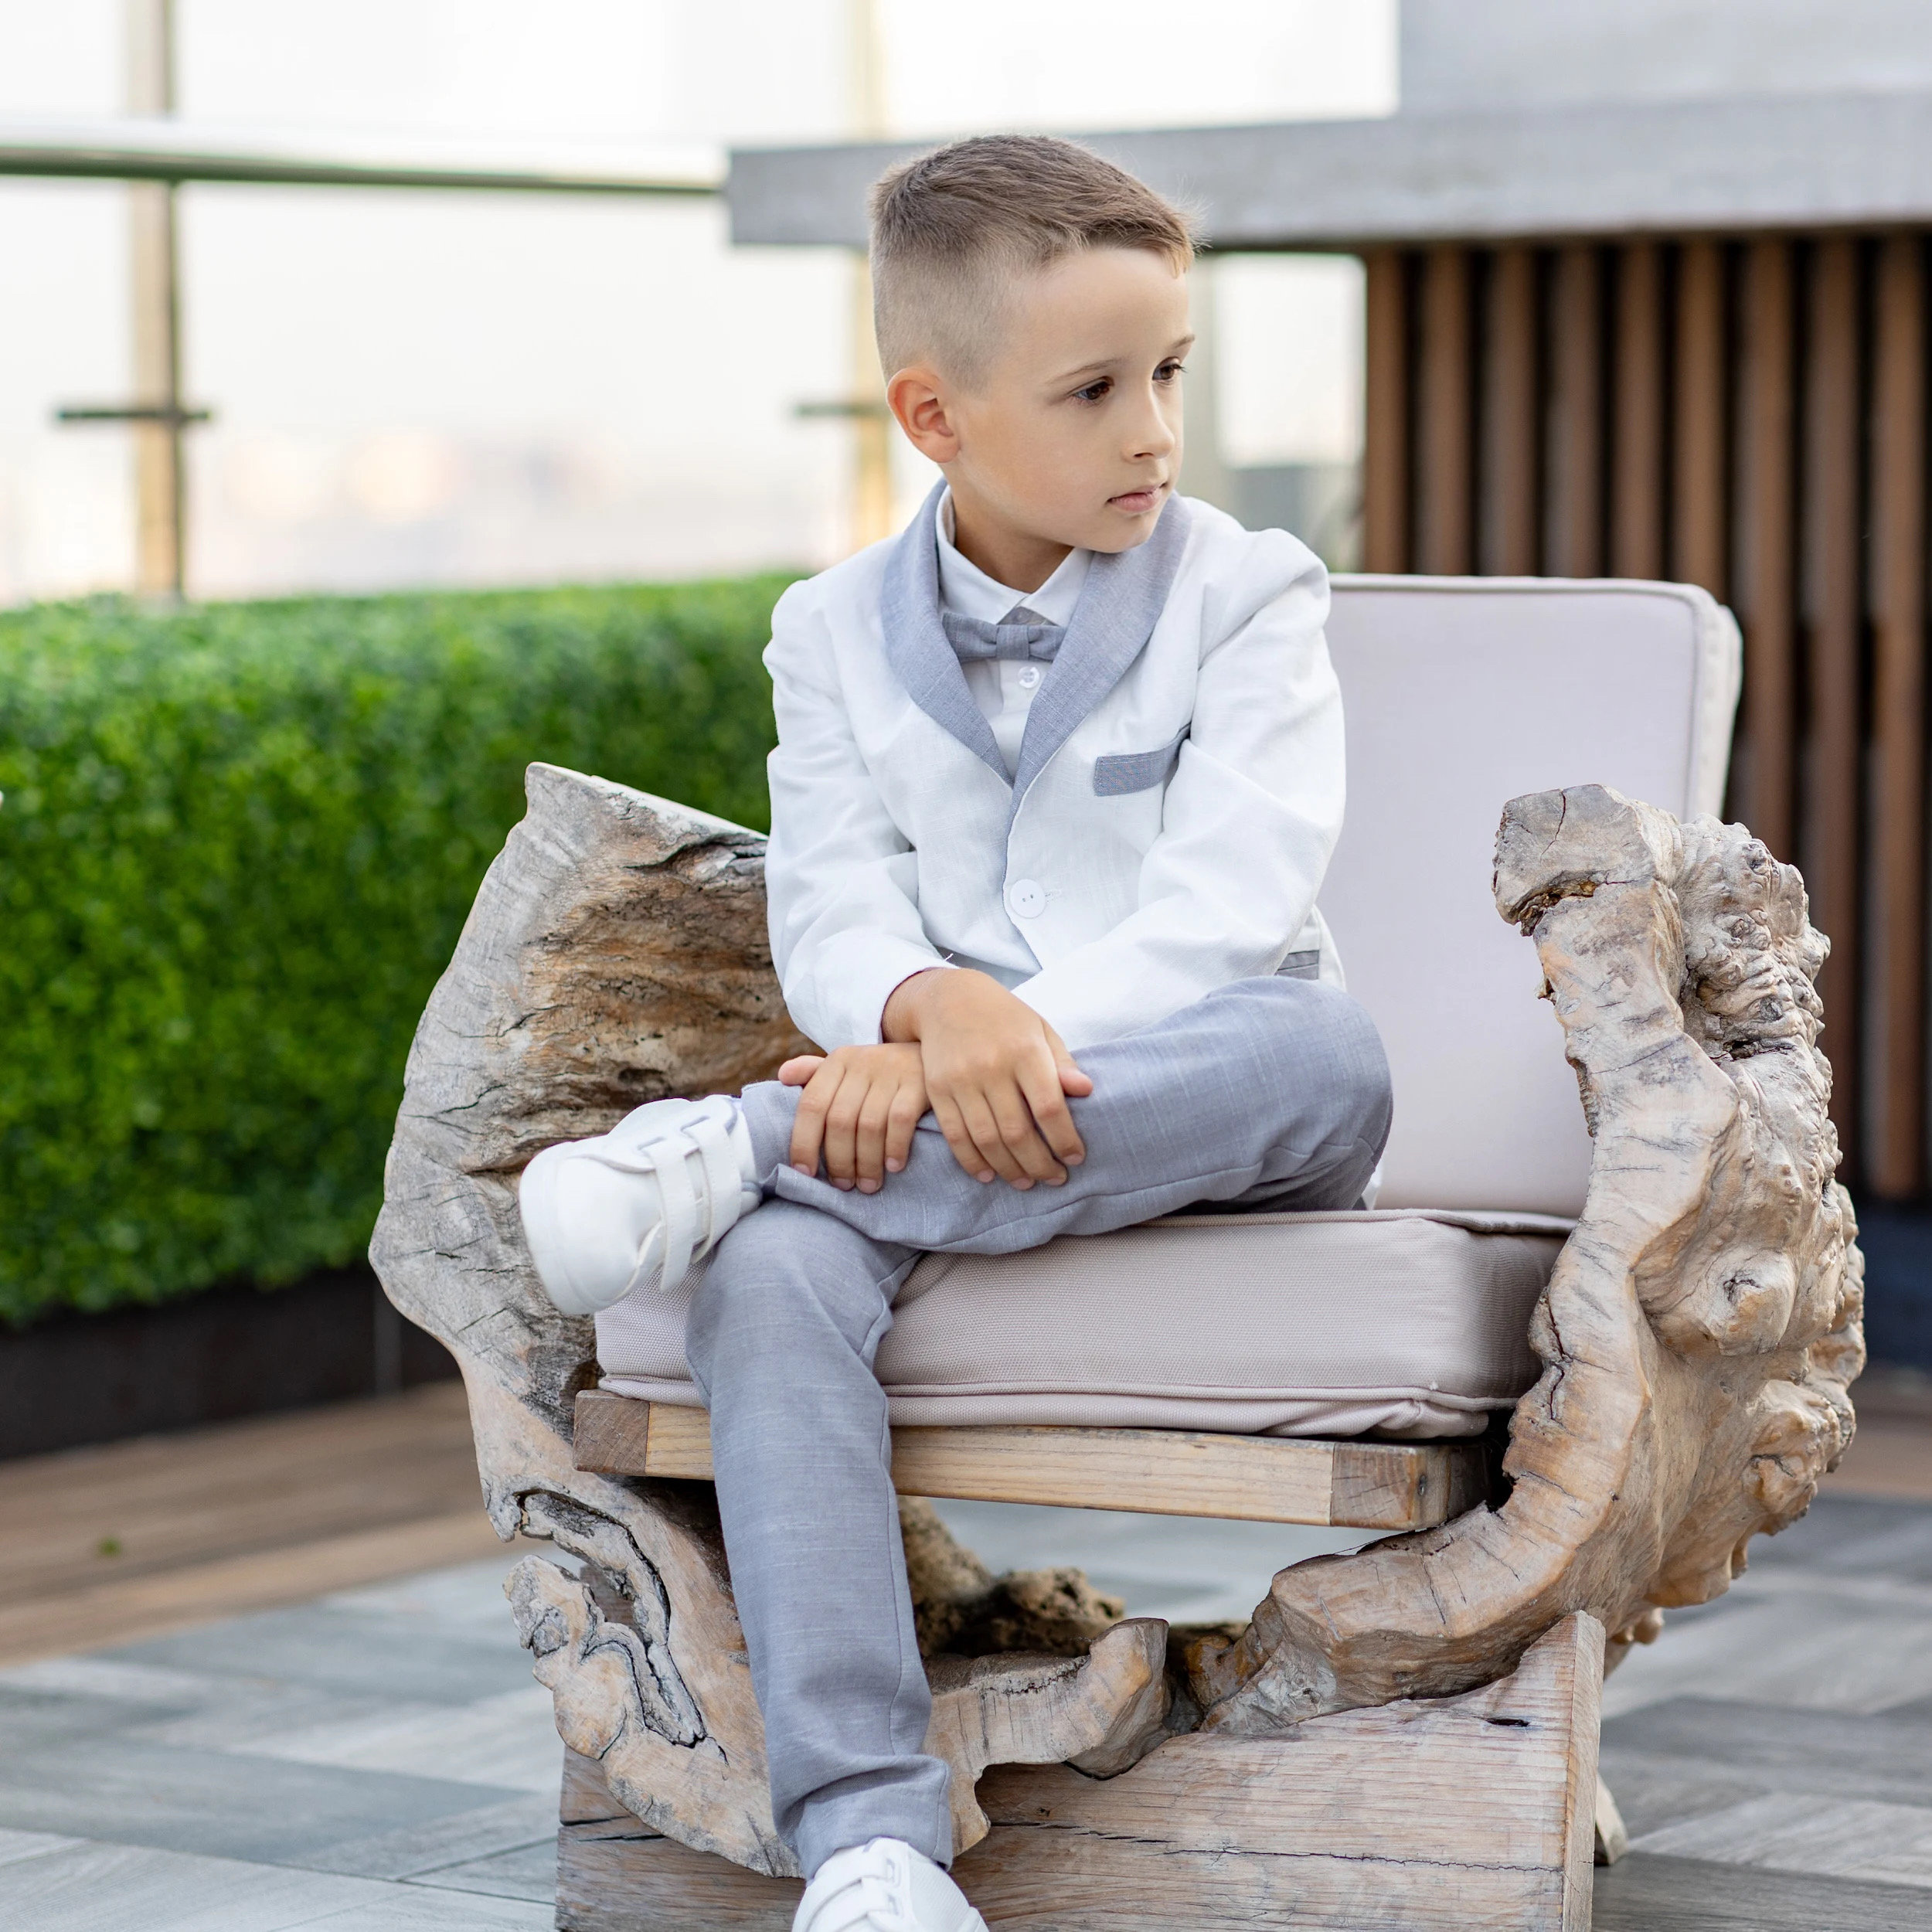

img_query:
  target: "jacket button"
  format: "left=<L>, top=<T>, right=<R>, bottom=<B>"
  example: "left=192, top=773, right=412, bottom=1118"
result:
left=1007, top=879, right=1046, bottom=919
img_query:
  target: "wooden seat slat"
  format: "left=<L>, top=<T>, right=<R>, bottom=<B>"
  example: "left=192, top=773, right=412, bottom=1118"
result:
left=572, top=1390, right=1489, bottom=1531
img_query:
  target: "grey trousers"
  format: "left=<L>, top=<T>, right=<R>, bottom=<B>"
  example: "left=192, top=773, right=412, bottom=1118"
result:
left=683, top=976, right=1392, bottom=1877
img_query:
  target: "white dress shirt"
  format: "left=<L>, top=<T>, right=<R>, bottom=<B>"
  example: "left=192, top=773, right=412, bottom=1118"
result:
left=763, top=491, right=1346, bottom=1052
left=936, top=490, right=1090, bottom=778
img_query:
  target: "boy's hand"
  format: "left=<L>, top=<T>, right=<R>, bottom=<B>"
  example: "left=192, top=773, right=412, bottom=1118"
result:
left=780, top=1044, right=928, bottom=1192
left=882, top=969, right=1093, bottom=1189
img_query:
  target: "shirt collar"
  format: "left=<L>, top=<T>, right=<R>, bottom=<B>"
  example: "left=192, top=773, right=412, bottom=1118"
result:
left=935, top=487, right=1090, bottom=629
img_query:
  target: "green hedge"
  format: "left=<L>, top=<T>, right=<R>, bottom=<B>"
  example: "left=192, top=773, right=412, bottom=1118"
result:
left=0, top=575, right=792, bottom=1325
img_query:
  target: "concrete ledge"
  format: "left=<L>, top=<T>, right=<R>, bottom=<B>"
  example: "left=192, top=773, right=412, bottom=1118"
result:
left=728, top=92, right=1932, bottom=250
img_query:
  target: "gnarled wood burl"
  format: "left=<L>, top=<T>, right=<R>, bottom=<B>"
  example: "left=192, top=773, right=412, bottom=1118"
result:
left=371, top=765, right=1861, bottom=1930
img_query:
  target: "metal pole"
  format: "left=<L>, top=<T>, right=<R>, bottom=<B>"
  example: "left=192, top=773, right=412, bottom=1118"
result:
left=126, top=0, right=184, bottom=601
left=846, top=0, right=894, bottom=551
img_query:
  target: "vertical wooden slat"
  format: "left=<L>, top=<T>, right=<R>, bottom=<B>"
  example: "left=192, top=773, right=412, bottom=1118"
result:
left=1546, top=246, right=1604, bottom=576
left=1802, top=236, right=1866, bottom=1162
left=1610, top=242, right=1666, bottom=578
left=1867, top=234, right=1927, bottom=1196
left=1733, top=238, right=1799, bottom=861
left=1481, top=247, right=1540, bottom=574
left=1415, top=248, right=1474, bottom=574
left=1363, top=250, right=1411, bottom=573
left=1672, top=240, right=1730, bottom=596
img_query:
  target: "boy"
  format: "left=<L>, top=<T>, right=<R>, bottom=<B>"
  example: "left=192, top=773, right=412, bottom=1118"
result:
left=519, top=135, right=1390, bottom=1932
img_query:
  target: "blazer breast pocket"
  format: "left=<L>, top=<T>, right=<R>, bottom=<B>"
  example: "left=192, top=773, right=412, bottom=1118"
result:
left=1091, top=727, right=1188, bottom=797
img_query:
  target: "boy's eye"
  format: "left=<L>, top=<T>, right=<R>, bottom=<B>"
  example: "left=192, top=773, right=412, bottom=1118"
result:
left=1155, top=359, right=1186, bottom=383
left=1073, top=377, right=1113, bottom=403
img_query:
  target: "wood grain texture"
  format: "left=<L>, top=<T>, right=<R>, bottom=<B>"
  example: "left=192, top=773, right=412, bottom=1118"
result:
left=1187, top=785, right=1863, bottom=1730
left=572, top=1393, right=1488, bottom=1532
left=1417, top=246, right=1474, bottom=574
left=1545, top=245, right=1604, bottom=576
left=1362, top=249, right=1411, bottom=572
left=1610, top=241, right=1665, bottom=580
left=1671, top=239, right=1729, bottom=597
left=381, top=766, right=1860, bottom=1913
left=556, top=1615, right=1604, bottom=1932
left=1866, top=233, right=1926, bottom=1199
left=370, top=767, right=1172, bottom=1880
left=0, top=1383, right=500, bottom=1665
left=1801, top=236, right=1864, bottom=1158
left=1481, top=245, right=1541, bottom=576
left=1733, top=237, right=1798, bottom=862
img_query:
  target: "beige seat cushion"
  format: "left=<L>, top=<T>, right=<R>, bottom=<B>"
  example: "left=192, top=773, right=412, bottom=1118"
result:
left=597, top=1209, right=1567, bottom=1440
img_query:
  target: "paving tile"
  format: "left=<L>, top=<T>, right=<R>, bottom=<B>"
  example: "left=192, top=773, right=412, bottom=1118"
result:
left=1634, top=1791, right=1932, bottom=1888
left=319, top=1555, right=555, bottom=1639
left=0, top=1839, right=386, bottom=1932
left=0, top=1684, right=185, bottom=1753
left=1752, top=1493, right=1932, bottom=1579
left=1596, top=1747, right=1771, bottom=1842
left=293, top=1886, right=555, bottom=1929
left=1605, top=1696, right=1932, bottom=1807
left=296, top=1792, right=560, bottom=1880
left=1593, top=1850, right=1932, bottom=1930
left=1601, top=1585, right=1932, bottom=1716
left=240, top=1685, right=562, bottom=1793
left=406, top=1838, right=558, bottom=1902
left=0, top=1656, right=215, bottom=1705
left=109, top=1604, right=535, bottom=1707
left=0, top=1736, right=523, bottom=1864
left=0, top=1825, right=84, bottom=1868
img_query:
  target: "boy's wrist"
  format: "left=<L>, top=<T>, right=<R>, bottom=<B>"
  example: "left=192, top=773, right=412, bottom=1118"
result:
left=881, top=965, right=953, bottom=1043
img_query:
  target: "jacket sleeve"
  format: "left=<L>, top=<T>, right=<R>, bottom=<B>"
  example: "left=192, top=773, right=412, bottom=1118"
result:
left=1009, top=539, right=1344, bottom=1050
left=762, top=583, right=951, bottom=1049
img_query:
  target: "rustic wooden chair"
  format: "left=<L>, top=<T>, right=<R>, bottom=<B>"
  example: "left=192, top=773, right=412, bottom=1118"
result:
left=372, top=577, right=1862, bottom=1932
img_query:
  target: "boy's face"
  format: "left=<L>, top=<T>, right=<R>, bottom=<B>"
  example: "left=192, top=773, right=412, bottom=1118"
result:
left=889, top=247, right=1192, bottom=566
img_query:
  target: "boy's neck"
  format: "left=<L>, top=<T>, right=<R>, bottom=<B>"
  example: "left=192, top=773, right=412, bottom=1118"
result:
left=946, top=483, right=1074, bottom=595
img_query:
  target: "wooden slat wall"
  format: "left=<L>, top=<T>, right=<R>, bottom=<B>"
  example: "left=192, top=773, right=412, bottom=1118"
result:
left=1360, top=233, right=1932, bottom=1198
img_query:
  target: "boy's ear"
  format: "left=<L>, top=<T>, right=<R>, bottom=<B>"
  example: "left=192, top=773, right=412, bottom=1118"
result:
left=886, top=366, right=961, bottom=464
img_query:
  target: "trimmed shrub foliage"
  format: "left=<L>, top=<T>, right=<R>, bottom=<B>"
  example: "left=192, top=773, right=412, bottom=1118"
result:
left=0, top=577, right=790, bottom=1325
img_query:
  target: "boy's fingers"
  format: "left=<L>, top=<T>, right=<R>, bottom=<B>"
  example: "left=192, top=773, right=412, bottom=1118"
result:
left=932, top=1094, right=998, bottom=1183
left=787, top=1062, right=842, bottom=1174
left=821, top=1077, right=868, bottom=1189
left=990, top=1081, right=1065, bottom=1183
left=885, top=1085, right=924, bottom=1173
left=854, top=1082, right=896, bottom=1190
left=1018, top=1056, right=1086, bottom=1168
left=960, top=1090, right=1032, bottom=1187
left=779, top=1054, right=827, bottom=1087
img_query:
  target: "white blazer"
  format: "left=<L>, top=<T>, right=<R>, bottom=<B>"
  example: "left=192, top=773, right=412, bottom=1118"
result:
left=764, top=488, right=1345, bottom=1053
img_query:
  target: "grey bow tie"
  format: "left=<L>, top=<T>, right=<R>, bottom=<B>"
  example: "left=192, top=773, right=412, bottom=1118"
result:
left=940, top=604, right=1065, bottom=665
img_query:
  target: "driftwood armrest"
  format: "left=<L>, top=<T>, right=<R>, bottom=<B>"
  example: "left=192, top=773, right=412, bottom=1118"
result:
left=1186, top=783, right=1862, bottom=1729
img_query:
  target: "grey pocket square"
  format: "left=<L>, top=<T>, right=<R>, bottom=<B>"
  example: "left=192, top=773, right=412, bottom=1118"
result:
left=1092, top=729, right=1188, bottom=796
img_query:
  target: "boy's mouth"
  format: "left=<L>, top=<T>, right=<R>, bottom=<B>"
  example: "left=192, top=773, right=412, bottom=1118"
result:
left=1107, top=484, right=1168, bottom=515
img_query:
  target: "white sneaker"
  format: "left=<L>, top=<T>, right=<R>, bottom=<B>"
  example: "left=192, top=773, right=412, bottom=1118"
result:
left=794, top=1838, right=986, bottom=1932
left=517, top=1094, right=760, bottom=1315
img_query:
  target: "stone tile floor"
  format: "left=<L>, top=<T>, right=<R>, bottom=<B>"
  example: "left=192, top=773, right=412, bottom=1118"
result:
left=6, top=1492, right=1932, bottom=1927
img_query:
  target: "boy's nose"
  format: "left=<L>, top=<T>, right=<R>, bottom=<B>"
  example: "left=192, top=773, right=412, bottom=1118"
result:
left=1128, top=403, right=1179, bottom=462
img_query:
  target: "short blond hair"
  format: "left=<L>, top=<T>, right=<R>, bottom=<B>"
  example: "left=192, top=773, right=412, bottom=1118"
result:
left=869, top=134, right=1196, bottom=386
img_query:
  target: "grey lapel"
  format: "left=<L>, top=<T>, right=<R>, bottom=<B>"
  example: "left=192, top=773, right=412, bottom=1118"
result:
left=1008, top=493, right=1192, bottom=822
left=879, top=481, right=1008, bottom=779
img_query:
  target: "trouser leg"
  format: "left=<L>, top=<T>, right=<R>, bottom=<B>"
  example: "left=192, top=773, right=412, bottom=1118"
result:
left=740, top=975, right=1393, bottom=1253
left=686, top=977, right=1390, bottom=1876
left=683, top=1202, right=945, bottom=1876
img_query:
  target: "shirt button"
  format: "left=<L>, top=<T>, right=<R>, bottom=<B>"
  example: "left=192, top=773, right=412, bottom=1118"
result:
left=1016, top=664, right=1042, bottom=690
left=1007, top=879, right=1046, bottom=919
